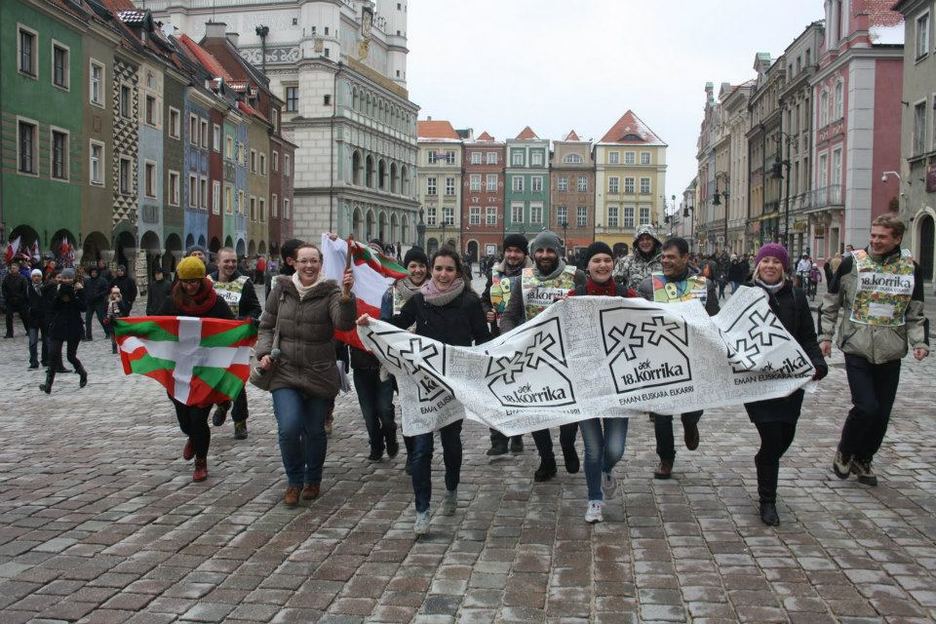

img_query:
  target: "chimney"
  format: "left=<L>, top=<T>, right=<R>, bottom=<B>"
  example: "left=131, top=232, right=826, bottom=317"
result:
left=204, top=21, right=227, bottom=39
left=427, top=115, right=432, bottom=121
left=226, top=31, right=240, bottom=48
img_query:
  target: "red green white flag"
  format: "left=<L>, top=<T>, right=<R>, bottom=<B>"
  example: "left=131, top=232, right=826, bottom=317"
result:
left=113, top=316, right=258, bottom=406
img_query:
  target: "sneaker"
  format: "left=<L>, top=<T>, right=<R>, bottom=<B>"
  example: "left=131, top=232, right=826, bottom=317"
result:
left=654, top=461, right=673, bottom=480
left=510, top=437, right=524, bottom=454
left=832, top=450, right=852, bottom=479
left=192, top=458, right=208, bottom=482
left=182, top=438, right=194, bottom=461
left=212, top=403, right=230, bottom=427
left=684, top=421, right=699, bottom=451
left=760, top=501, right=780, bottom=526
left=585, top=500, right=604, bottom=524
left=534, top=460, right=557, bottom=482
left=442, top=490, right=457, bottom=516
left=486, top=440, right=508, bottom=456
left=850, top=458, right=878, bottom=486
left=283, top=485, right=300, bottom=507
left=233, top=421, right=248, bottom=440
left=301, top=484, right=320, bottom=500
left=413, top=510, right=430, bottom=535
left=601, top=472, right=618, bottom=500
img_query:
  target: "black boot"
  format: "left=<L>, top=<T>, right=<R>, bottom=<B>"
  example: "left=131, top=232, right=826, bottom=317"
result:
left=756, top=462, right=780, bottom=526
left=562, top=443, right=580, bottom=474
left=77, top=365, right=88, bottom=388
left=534, top=459, right=557, bottom=482
left=39, top=368, right=55, bottom=394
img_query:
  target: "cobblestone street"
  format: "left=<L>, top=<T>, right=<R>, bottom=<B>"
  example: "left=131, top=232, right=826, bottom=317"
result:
left=0, top=312, right=934, bottom=623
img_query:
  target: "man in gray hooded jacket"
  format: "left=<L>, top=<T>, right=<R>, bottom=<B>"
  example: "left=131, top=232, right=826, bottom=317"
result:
left=613, top=224, right=663, bottom=291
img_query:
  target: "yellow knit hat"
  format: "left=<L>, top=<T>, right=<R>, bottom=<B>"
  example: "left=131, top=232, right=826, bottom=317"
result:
left=176, top=256, right=206, bottom=280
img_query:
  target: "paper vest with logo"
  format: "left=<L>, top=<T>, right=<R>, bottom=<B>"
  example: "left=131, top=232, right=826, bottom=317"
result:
left=489, top=271, right=516, bottom=322
left=521, top=265, right=577, bottom=320
left=650, top=272, right=708, bottom=305
left=211, top=275, right=249, bottom=317
left=849, top=249, right=915, bottom=327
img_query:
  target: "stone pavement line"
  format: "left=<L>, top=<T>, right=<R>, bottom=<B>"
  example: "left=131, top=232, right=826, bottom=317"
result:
left=0, top=329, right=934, bottom=623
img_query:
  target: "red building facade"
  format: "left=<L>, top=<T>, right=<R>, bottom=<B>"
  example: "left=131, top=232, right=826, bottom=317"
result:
left=461, top=132, right=505, bottom=259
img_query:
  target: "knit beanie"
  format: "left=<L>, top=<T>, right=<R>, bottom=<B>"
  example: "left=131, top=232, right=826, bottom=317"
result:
left=403, top=246, right=429, bottom=267
left=503, top=233, right=529, bottom=255
left=31, top=269, right=42, bottom=278
left=60, top=268, right=76, bottom=279
left=186, top=244, right=207, bottom=257
left=754, top=243, right=790, bottom=270
left=530, top=230, right=561, bottom=255
left=584, top=241, right=614, bottom=265
left=176, top=256, right=206, bottom=280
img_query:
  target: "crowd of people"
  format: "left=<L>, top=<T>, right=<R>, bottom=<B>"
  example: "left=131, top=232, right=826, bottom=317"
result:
left=1, top=213, right=928, bottom=534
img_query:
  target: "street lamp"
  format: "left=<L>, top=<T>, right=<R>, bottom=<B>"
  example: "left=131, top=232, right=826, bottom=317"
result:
left=683, top=201, right=694, bottom=245
left=416, top=208, right=426, bottom=249
left=559, top=220, right=568, bottom=254
left=771, top=131, right=793, bottom=249
left=712, top=174, right=730, bottom=253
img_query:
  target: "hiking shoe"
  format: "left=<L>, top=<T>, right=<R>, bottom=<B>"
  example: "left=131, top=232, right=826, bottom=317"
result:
left=233, top=421, right=248, bottom=440
left=486, top=440, right=508, bottom=456
left=442, top=489, right=457, bottom=516
left=832, top=451, right=852, bottom=479
left=684, top=421, right=699, bottom=450
left=39, top=383, right=51, bottom=395
left=760, top=501, right=780, bottom=526
left=510, top=436, right=524, bottom=454
left=301, top=484, right=320, bottom=500
left=585, top=500, right=604, bottom=524
left=563, top=445, right=580, bottom=474
left=182, top=438, right=194, bottom=461
left=534, top=460, right=557, bottom=482
left=413, top=510, right=430, bottom=535
left=283, top=485, right=300, bottom=507
left=851, top=458, right=878, bottom=486
left=654, top=461, right=673, bottom=480
left=192, top=459, right=208, bottom=482
left=212, top=403, right=230, bottom=427
left=602, top=472, right=618, bottom=500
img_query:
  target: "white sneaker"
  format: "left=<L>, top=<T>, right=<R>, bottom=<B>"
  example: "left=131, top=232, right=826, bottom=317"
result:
left=414, top=510, right=430, bottom=535
left=585, top=500, right=603, bottom=524
left=601, top=472, right=617, bottom=500
left=442, top=489, right=457, bottom=516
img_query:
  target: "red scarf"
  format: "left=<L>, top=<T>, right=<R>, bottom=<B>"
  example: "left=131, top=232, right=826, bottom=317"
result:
left=568, top=278, right=636, bottom=298
left=170, top=278, right=219, bottom=316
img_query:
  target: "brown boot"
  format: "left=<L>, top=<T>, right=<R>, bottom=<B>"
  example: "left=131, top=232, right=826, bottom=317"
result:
left=192, top=458, right=208, bottom=482
left=283, top=485, right=301, bottom=507
left=301, top=484, right=320, bottom=500
left=654, top=461, right=673, bottom=480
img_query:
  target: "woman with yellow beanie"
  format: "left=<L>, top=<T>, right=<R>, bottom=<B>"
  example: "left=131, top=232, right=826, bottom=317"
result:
left=157, top=256, right=234, bottom=481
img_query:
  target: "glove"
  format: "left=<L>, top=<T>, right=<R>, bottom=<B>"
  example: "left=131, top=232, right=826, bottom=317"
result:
left=811, top=365, right=828, bottom=381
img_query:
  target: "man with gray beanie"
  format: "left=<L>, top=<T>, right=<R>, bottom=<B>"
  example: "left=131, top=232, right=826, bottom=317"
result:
left=500, top=230, right=586, bottom=481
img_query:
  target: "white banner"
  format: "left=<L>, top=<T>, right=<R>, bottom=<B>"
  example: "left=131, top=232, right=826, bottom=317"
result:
left=357, top=288, right=815, bottom=436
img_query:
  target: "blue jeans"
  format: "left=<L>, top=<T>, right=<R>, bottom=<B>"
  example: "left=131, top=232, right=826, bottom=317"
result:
left=272, top=388, right=329, bottom=486
left=28, top=326, right=48, bottom=366
left=410, top=419, right=462, bottom=513
left=353, top=368, right=397, bottom=453
left=579, top=417, right=629, bottom=501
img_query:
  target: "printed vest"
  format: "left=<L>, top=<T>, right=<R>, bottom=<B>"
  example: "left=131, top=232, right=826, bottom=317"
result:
left=849, top=249, right=914, bottom=327
left=650, top=272, right=708, bottom=305
left=489, top=270, right=517, bottom=322
left=211, top=275, right=248, bottom=317
left=521, top=265, right=577, bottom=320
left=392, top=284, right=411, bottom=315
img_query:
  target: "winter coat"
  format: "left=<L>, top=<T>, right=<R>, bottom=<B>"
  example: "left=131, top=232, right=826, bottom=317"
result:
left=255, top=275, right=357, bottom=399
left=146, top=278, right=172, bottom=316
left=637, top=267, right=721, bottom=317
left=82, top=274, right=108, bottom=310
left=612, top=224, right=663, bottom=290
left=391, top=288, right=491, bottom=348
left=2, top=272, right=28, bottom=309
left=728, top=259, right=750, bottom=283
left=110, top=275, right=138, bottom=308
left=818, top=247, right=927, bottom=364
left=26, top=281, right=52, bottom=329
left=208, top=270, right=262, bottom=320
left=47, top=284, right=87, bottom=341
left=741, top=281, right=828, bottom=424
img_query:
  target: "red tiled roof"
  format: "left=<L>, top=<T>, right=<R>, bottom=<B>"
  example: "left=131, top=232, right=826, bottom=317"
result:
left=515, top=126, right=538, bottom=140
left=98, top=0, right=136, bottom=11
left=599, top=110, right=665, bottom=145
left=237, top=100, right=268, bottom=123
left=177, top=34, right=233, bottom=82
left=417, top=120, right=460, bottom=140
left=861, top=0, right=903, bottom=26
left=477, top=131, right=495, bottom=141
left=564, top=130, right=581, bottom=141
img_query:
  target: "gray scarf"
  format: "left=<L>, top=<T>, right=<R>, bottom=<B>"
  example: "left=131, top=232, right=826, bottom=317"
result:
left=420, top=278, right=465, bottom=307
left=536, top=259, right=567, bottom=281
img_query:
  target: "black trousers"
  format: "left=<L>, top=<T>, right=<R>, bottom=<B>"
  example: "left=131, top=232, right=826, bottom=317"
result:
left=5, top=307, right=28, bottom=336
left=532, top=423, right=578, bottom=464
left=173, top=398, right=211, bottom=459
left=654, top=411, right=703, bottom=464
left=838, top=354, right=902, bottom=462
left=48, top=337, right=83, bottom=373
left=754, top=421, right=797, bottom=503
left=489, top=428, right=522, bottom=447
left=231, top=386, right=248, bottom=423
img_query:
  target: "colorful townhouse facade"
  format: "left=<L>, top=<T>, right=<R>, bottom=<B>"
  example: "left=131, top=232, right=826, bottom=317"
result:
left=461, top=132, right=505, bottom=259
left=417, top=119, right=462, bottom=253
left=550, top=131, right=595, bottom=252
left=504, top=127, right=550, bottom=240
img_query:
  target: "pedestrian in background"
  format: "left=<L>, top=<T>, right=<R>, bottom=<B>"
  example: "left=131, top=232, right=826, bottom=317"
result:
left=82, top=266, right=107, bottom=341
left=109, top=265, right=138, bottom=312
left=39, top=268, right=88, bottom=394
left=26, top=269, right=49, bottom=369
left=3, top=260, right=29, bottom=338
left=146, top=267, right=172, bottom=316
left=105, top=286, right=129, bottom=354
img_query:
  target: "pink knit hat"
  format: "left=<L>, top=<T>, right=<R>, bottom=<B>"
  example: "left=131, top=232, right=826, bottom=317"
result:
left=755, top=243, right=789, bottom=270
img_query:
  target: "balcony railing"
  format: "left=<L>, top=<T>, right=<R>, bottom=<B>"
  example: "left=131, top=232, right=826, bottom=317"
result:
left=810, top=184, right=843, bottom=209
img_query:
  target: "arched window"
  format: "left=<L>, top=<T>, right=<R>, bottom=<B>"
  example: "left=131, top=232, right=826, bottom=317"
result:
left=352, top=150, right=362, bottom=185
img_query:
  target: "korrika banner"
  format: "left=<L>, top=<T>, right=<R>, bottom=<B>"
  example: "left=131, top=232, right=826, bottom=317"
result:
left=357, top=288, right=815, bottom=436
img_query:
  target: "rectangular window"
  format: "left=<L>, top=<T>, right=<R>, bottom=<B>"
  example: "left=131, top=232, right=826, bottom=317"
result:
left=259, top=198, right=266, bottom=222
left=210, top=180, right=219, bottom=214
left=640, top=152, right=651, bottom=165
left=511, top=150, right=524, bottom=166
left=225, top=135, right=234, bottom=159
left=238, top=190, right=245, bottom=215
left=511, top=203, right=524, bottom=223
left=445, top=177, right=455, bottom=196
left=426, top=207, right=437, bottom=226
left=18, top=27, right=37, bottom=76
left=486, top=206, right=497, bottom=225
left=272, top=193, right=279, bottom=218
left=469, top=174, right=481, bottom=191
left=426, top=177, right=437, bottom=195
left=916, top=12, right=930, bottom=59
left=188, top=175, right=197, bottom=207
left=272, top=109, right=279, bottom=133
left=558, top=176, right=568, bottom=192
left=818, top=153, right=829, bottom=188
left=624, top=152, right=636, bottom=165
left=609, top=151, right=620, bottom=164
left=144, top=161, right=157, bottom=197
left=52, top=42, right=69, bottom=90
left=169, top=171, right=180, bottom=206
left=189, top=114, right=199, bottom=145
left=511, top=176, right=524, bottom=192
left=224, top=184, right=233, bottom=214
left=443, top=206, right=455, bottom=225
left=250, top=150, right=257, bottom=173
left=51, top=129, right=68, bottom=180
left=577, top=176, right=588, bottom=192
left=470, top=152, right=482, bottom=165
left=260, top=153, right=266, bottom=175
left=120, top=84, right=132, bottom=118
left=623, top=206, right=634, bottom=229
left=531, top=151, right=543, bottom=166
left=90, top=141, right=104, bottom=185
left=556, top=205, right=568, bottom=224
left=914, top=100, right=927, bottom=155
left=608, top=177, right=620, bottom=194
left=576, top=206, right=587, bottom=227
left=169, top=107, right=181, bottom=139
left=145, top=95, right=157, bottom=126
left=199, top=177, right=208, bottom=209
left=530, top=204, right=542, bottom=224
left=323, top=94, right=331, bottom=106
left=445, top=151, right=456, bottom=165
left=486, top=174, right=497, bottom=191
left=119, top=157, right=132, bottom=195
left=832, top=148, right=842, bottom=186
left=273, top=151, right=279, bottom=172
left=284, top=198, right=290, bottom=220
left=532, top=176, right=543, bottom=192
left=624, top=177, right=635, bottom=193
left=640, top=177, right=651, bottom=194
left=639, top=206, right=651, bottom=225
left=90, top=60, right=104, bottom=106
left=213, top=124, right=221, bottom=151
left=285, top=155, right=291, bottom=177
left=427, top=151, right=438, bottom=165
left=286, top=86, right=298, bottom=112
left=250, top=196, right=256, bottom=221
left=608, top=206, right=619, bottom=228
left=200, top=119, right=209, bottom=148
left=486, top=151, right=498, bottom=165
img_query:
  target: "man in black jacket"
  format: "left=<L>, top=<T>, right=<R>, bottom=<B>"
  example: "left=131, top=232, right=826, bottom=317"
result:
left=146, top=267, right=172, bottom=316
left=26, top=269, right=50, bottom=368
left=3, top=261, right=29, bottom=338
left=110, top=265, right=138, bottom=312
left=82, top=266, right=107, bottom=340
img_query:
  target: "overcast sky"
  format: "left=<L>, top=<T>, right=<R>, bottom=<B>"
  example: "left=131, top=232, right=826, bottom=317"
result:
left=406, top=0, right=826, bottom=211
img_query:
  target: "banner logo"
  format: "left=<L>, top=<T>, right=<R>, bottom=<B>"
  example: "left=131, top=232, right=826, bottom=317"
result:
left=600, top=305, right=691, bottom=393
left=362, top=328, right=454, bottom=405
